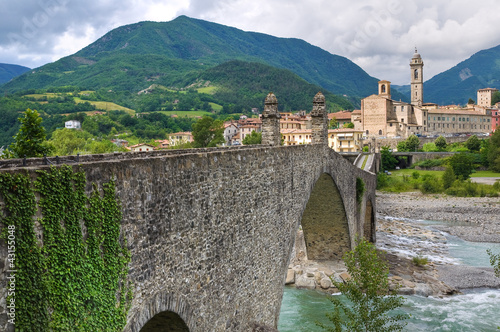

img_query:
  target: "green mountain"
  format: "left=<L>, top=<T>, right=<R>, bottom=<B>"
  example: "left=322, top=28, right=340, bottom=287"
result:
left=395, top=44, right=500, bottom=106
left=1, top=15, right=379, bottom=101
left=199, top=60, right=355, bottom=111
left=0, top=63, right=30, bottom=84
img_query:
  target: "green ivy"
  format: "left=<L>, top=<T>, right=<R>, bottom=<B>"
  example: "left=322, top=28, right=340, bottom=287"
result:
left=0, top=166, right=131, bottom=331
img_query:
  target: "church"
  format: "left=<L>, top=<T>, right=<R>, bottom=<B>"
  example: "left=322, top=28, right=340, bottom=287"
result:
left=358, top=50, right=493, bottom=138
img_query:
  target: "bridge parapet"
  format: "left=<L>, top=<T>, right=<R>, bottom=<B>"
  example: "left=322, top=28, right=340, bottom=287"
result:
left=0, top=144, right=376, bottom=331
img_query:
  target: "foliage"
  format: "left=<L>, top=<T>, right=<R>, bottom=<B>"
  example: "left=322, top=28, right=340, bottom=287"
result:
left=434, top=135, right=447, bottom=150
left=0, top=166, right=131, bottom=331
left=343, top=122, right=355, bottom=129
left=192, top=116, right=225, bottom=148
left=1, top=16, right=384, bottom=103
left=242, top=130, right=262, bottom=145
left=356, top=178, right=365, bottom=204
left=492, top=91, right=500, bottom=106
left=420, top=174, right=441, bottom=194
left=488, top=130, right=500, bottom=172
left=380, top=146, right=397, bottom=171
left=317, top=238, right=408, bottom=332
left=362, top=146, right=369, bottom=152
left=442, top=167, right=456, bottom=189
left=9, top=108, right=52, bottom=158
left=412, top=256, right=429, bottom=266
left=448, top=152, right=474, bottom=180
left=465, top=135, right=481, bottom=152
left=329, top=118, right=339, bottom=129
left=487, top=249, right=500, bottom=278
left=422, top=142, right=438, bottom=152
left=412, top=158, right=446, bottom=169
left=397, top=135, right=420, bottom=152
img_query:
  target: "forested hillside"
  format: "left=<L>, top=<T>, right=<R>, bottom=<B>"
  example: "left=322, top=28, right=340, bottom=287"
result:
left=1, top=15, right=379, bottom=100
left=0, top=63, right=30, bottom=84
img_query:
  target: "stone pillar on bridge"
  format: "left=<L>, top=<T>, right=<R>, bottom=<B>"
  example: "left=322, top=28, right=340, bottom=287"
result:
left=261, top=92, right=281, bottom=146
left=311, top=92, right=328, bottom=145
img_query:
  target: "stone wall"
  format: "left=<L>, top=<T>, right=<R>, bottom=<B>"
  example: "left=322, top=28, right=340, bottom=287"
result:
left=0, top=145, right=376, bottom=332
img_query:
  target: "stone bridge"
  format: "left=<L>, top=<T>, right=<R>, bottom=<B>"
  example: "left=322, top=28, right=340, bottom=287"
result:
left=0, top=93, right=377, bottom=332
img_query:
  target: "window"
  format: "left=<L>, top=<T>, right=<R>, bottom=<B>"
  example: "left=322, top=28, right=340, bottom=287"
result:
left=378, top=130, right=383, bottom=135
left=381, top=84, right=386, bottom=93
left=401, top=118, right=404, bottom=123
left=414, top=69, right=418, bottom=79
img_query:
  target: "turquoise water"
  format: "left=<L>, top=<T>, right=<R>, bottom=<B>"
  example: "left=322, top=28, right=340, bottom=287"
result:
left=278, top=287, right=500, bottom=331
left=279, top=218, right=500, bottom=331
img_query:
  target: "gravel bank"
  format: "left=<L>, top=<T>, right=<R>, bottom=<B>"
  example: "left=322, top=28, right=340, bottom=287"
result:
left=376, top=191, right=500, bottom=242
left=377, top=191, right=500, bottom=291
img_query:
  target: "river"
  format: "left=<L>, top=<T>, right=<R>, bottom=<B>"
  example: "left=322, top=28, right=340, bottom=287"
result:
left=278, top=218, right=500, bottom=331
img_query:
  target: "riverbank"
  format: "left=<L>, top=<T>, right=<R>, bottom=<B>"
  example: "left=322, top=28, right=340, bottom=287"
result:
left=376, top=191, right=500, bottom=242
left=285, top=191, right=500, bottom=296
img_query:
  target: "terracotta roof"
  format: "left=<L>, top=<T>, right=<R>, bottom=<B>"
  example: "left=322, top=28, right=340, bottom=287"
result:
left=328, top=111, right=352, bottom=120
left=328, top=128, right=364, bottom=133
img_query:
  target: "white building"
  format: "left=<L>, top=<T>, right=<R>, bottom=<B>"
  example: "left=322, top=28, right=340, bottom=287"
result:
left=65, top=120, right=81, bottom=129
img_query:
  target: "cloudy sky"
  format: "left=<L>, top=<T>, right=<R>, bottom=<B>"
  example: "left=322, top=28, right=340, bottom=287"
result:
left=2, top=0, right=500, bottom=85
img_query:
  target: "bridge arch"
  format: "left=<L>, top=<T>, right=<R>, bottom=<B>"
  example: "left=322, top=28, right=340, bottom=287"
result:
left=300, top=172, right=351, bottom=260
left=126, top=293, right=193, bottom=332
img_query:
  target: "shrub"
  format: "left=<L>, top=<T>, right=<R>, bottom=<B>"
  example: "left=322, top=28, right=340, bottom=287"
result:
left=420, top=175, right=441, bottom=194
left=442, top=167, right=456, bottom=189
left=412, top=256, right=429, bottom=266
left=411, top=171, right=420, bottom=179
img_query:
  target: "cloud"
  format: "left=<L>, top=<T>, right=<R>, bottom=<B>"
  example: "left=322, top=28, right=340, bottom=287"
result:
left=1, top=0, right=500, bottom=85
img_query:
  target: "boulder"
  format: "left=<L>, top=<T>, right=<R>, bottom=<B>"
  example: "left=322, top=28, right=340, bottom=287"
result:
left=295, top=275, right=316, bottom=289
left=285, top=269, right=295, bottom=285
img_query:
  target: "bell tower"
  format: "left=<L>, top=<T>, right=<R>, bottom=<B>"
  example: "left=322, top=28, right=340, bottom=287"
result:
left=410, top=48, right=424, bottom=107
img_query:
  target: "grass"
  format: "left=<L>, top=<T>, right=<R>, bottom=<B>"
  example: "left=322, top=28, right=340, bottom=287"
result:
left=391, top=169, right=445, bottom=177
left=209, top=102, right=223, bottom=111
left=391, top=169, right=500, bottom=179
left=197, top=86, right=217, bottom=94
left=24, top=93, right=59, bottom=99
left=73, top=97, right=135, bottom=115
left=471, top=170, right=500, bottom=178
left=412, top=256, right=429, bottom=267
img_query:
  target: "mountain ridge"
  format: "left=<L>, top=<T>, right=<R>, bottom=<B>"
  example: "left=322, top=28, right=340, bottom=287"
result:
left=1, top=15, right=384, bottom=102
left=0, top=63, right=31, bottom=84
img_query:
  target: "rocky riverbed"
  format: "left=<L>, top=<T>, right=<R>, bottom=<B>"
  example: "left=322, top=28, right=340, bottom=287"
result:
left=285, top=191, right=500, bottom=296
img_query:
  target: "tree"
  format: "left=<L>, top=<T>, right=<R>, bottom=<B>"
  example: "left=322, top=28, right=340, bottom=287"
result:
left=442, top=166, right=456, bottom=189
left=465, top=135, right=481, bottom=152
left=242, top=130, right=262, bottom=145
left=317, top=238, right=408, bottom=332
left=488, top=130, right=500, bottom=172
left=380, top=146, right=397, bottom=171
left=492, top=91, right=500, bottom=106
left=448, top=152, right=474, bottom=180
left=397, top=135, right=420, bottom=152
left=192, top=116, right=225, bottom=148
left=405, top=135, right=420, bottom=152
left=329, top=117, right=338, bottom=129
left=9, top=108, right=51, bottom=158
left=434, top=135, right=447, bottom=150
left=343, top=122, right=355, bottom=129
left=467, top=98, right=475, bottom=105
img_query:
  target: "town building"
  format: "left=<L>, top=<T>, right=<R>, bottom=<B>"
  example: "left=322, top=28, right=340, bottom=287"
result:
left=169, top=132, right=193, bottom=146
left=477, top=88, right=499, bottom=108
left=328, top=129, right=364, bottom=152
left=360, top=49, right=492, bottom=139
left=129, top=143, right=155, bottom=152
left=65, top=120, right=81, bottom=129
